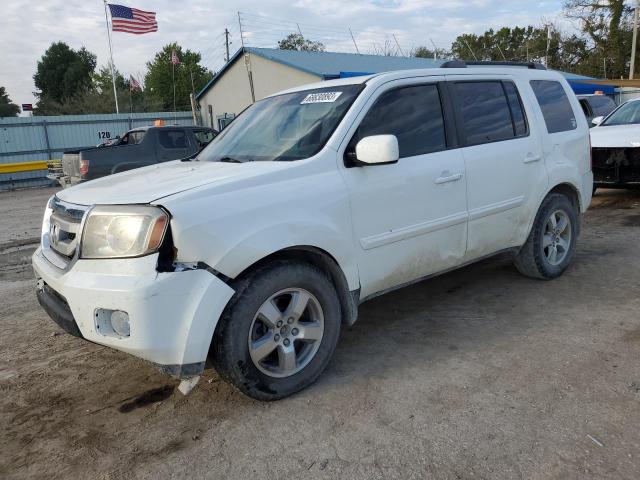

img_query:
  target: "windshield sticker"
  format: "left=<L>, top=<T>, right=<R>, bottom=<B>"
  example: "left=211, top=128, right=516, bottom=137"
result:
left=300, top=92, right=343, bottom=104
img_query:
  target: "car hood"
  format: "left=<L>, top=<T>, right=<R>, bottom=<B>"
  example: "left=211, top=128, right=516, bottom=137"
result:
left=590, top=124, right=640, bottom=148
left=55, top=160, right=289, bottom=206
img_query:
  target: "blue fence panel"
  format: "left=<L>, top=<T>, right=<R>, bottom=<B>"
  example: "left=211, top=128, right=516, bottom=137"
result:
left=0, top=111, right=194, bottom=190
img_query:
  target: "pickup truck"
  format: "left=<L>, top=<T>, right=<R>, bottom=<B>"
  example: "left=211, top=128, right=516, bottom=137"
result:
left=57, top=125, right=217, bottom=186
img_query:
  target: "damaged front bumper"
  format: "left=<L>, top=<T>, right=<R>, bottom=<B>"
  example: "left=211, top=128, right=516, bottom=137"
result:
left=592, top=147, right=640, bottom=186
left=32, top=247, right=235, bottom=382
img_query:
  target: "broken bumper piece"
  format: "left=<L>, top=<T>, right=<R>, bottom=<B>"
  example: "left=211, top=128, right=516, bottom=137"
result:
left=32, top=247, right=235, bottom=383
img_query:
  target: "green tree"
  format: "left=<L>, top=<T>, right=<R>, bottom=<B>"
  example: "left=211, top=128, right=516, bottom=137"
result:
left=0, top=86, right=20, bottom=117
left=93, top=64, right=127, bottom=94
left=564, top=0, right=633, bottom=78
left=33, top=42, right=97, bottom=107
left=144, top=43, right=213, bottom=111
left=278, top=33, right=325, bottom=52
left=449, top=25, right=590, bottom=72
left=412, top=46, right=449, bottom=59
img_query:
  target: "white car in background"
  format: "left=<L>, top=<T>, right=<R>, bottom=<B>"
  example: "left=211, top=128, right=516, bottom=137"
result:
left=590, top=98, right=640, bottom=190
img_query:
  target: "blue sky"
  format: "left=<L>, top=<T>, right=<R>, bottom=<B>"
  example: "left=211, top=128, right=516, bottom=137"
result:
left=1, top=0, right=568, bottom=108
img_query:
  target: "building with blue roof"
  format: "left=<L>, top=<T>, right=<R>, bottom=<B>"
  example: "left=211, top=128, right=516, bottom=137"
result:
left=196, top=47, right=613, bottom=130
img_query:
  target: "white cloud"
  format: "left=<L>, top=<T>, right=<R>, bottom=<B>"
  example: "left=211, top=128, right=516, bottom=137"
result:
left=0, top=0, right=567, bottom=110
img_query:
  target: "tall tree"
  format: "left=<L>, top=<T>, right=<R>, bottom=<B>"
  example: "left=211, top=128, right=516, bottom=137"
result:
left=450, top=25, right=590, bottom=73
left=563, top=0, right=633, bottom=78
left=0, top=86, right=20, bottom=117
left=33, top=42, right=97, bottom=106
left=144, top=43, right=213, bottom=111
left=278, top=33, right=325, bottom=52
left=93, top=64, right=128, bottom=94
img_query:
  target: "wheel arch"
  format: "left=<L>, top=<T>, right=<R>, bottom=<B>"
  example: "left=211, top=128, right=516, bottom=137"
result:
left=546, top=182, right=582, bottom=236
left=232, top=246, right=360, bottom=327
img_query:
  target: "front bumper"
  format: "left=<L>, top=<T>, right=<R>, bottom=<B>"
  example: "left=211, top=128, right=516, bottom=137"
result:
left=32, top=247, right=235, bottom=377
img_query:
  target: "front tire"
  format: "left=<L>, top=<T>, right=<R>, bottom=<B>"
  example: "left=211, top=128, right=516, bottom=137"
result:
left=514, top=193, right=579, bottom=279
left=211, top=261, right=341, bottom=400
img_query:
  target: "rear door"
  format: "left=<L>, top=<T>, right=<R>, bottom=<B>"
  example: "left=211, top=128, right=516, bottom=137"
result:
left=339, top=78, right=468, bottom=298
left=446, top=76, right=547, bottom=260
left=156, top=129, right=192, bottom=161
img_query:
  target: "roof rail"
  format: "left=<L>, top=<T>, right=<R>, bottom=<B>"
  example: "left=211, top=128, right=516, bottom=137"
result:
left=441, top=60, right=546, bottom=70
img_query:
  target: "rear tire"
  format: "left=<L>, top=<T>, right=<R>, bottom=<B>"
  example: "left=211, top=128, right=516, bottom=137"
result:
left=514, top=193, right=578, bottom=279
left=211, top=261, right=341, bottom=401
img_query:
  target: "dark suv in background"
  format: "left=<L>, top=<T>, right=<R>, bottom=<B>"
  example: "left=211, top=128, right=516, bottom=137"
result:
left=577, top=93, right=617, bottom=126
left=57, top=125, right=217, bottom=186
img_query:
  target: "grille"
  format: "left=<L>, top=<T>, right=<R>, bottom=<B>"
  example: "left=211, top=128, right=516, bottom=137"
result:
left=48, top=197, right=88, bottom=261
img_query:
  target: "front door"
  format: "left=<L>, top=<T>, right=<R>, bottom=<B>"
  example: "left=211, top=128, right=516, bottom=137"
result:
left=339, top=79, right=468, bottom=298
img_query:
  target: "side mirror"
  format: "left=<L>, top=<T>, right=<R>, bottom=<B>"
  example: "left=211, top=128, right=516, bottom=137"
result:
left=355, top=135, right=399, bottom=166
left=592, top=116, right=604, bottom=126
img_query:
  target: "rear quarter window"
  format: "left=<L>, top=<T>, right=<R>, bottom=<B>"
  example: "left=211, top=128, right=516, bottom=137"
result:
left=530, top=80, right=577, bottom=133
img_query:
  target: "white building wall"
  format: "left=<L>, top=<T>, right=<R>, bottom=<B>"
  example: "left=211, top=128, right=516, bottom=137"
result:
left=198, top=53, right=321, bottom=129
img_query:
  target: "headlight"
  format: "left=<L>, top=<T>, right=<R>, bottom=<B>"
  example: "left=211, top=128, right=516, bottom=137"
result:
left=81, top=205, right=169, bottom=259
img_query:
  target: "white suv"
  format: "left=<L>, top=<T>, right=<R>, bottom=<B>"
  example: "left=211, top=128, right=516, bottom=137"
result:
left=33, top=62, right=592, bottom=400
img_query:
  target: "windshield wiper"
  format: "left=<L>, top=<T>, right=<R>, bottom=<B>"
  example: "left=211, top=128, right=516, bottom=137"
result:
left=218, top=156, right=245, bottom=163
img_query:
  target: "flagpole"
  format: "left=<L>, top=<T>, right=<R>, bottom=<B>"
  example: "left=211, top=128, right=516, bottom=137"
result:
left=103, top=0, right=119, bottom=113
left=172, top=59, right=176, bottom=122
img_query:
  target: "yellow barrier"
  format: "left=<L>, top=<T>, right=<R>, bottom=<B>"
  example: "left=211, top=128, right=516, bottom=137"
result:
left=0, top=161, right=50, bottom=174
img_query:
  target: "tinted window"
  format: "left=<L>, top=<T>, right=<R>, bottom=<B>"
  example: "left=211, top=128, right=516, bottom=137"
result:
left=452, top=82, right=514, bottom=145
left=352, top=84, right=446, bottom=158
left=193, top=130, right=216, bottom=145
left=587, top=95, right=616, bottom=117
left=504, top=82, right=528, bottom=136
left=121, top=130, right=145, bottom=145
left=530, top=80, right=577, bottom=133
left=159, top=130, right=188, bottom=149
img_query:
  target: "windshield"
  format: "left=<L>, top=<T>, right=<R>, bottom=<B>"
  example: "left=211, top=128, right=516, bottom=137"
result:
left=198, top=85, right=363, bottom=162
left=601, top=100, right=640, bottom=126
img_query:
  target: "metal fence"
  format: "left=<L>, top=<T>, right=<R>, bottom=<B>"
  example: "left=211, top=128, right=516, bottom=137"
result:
left=0, top=112, right=194, bottom=190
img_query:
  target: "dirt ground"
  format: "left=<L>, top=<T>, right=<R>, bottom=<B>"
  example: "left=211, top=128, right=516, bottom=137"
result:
left=1, top=186, right=639, bottom=480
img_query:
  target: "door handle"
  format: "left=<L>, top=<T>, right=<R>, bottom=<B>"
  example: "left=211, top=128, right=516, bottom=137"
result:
left=434, top=172, right=463, bottom=184
left=523, top=153, right=542, bottom=164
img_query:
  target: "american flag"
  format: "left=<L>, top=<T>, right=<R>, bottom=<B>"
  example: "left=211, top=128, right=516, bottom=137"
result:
left=108, top=4, right=157, bottom=34
left=171, top=49, right=181, bottom=65
left=129, top=75, right=141, bottom=92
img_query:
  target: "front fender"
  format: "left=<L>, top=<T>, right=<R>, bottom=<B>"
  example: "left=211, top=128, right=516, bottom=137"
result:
left=201, top=221, right=360, bottom=292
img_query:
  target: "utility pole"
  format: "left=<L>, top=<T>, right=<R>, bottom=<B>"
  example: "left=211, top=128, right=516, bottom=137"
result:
left=224, top=28, right=231, bottom=62
left=545, top=24, right=552, bottom=68
left=631, top=0, right=640, bottom=79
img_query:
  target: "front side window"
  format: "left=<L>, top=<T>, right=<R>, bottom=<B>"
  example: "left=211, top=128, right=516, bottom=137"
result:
left=199, top=85, right=362, bottom=162
left=452, top=81, right=515, bottom=145
left=120, top=130, right=145, bottom=145
left=349, top=84, right=446, bottom=159
left=530, top=80, right=577, bottom=133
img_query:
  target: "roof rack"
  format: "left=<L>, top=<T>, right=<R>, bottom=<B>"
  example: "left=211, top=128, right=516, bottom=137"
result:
left=440, top=60, right=546, bottom=70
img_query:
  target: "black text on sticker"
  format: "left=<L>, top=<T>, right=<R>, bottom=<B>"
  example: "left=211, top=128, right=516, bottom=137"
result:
left=300, top=92, right=343, bottom=104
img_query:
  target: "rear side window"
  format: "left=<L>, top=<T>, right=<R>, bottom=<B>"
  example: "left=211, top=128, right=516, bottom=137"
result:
left=159, top=130, right=188, bottom=149
left=193, top=130, right=216, bottom=145
left=530, top=80, right=577, bottom=133
left=452, top=81, right=518, bottom=145
left=352, top=84, right=446, bottom=158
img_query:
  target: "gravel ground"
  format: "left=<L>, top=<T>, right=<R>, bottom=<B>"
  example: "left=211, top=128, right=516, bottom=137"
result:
left=1, top=186, right=639, bottom=480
